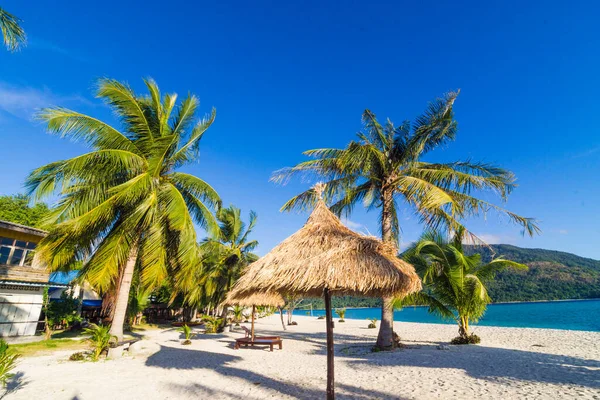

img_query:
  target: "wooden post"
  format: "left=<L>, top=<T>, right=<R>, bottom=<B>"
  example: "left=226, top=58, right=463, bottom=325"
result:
left=251, top=305, right=256, bottom=340
left=324, top=288, right=335, bottom=400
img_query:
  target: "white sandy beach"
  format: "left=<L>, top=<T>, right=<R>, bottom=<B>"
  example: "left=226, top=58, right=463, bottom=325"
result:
left=4, top=315, right=600, bottom=400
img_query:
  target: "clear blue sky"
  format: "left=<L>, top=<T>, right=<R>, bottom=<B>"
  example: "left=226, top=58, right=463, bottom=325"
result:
left=1, top=0, right=599, bottom=258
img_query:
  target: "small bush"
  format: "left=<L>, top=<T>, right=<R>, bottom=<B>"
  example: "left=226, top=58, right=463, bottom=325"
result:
left=317, top=315, right=325, bottom=320
left=203, top=316, right=222, bottom=334
left=335, top=308, right=346, bottom=322
left=182, top=339, right=192, bottom=345
left=0, top=340, right=19, bottom=387
left=367, top=318, right=377, bottom=329
left=178, top=324, right=194, bottom=342
left=69, top=351, right=88, bottom=361
left=83, top=324, right=117, bottom=361
left=450, top=334, right=481, bottom=345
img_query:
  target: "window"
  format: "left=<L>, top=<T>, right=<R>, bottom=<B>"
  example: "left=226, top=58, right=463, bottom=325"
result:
left=0, top=237, right=38, bottom=267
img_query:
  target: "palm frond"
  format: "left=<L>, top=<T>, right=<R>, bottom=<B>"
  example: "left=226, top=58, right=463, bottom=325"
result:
left=0, top=7, right=26, bottom=52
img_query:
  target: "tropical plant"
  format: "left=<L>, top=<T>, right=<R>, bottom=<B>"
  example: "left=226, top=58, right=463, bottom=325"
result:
left=0, top=7, right=26, bottom=52
left=272, top=92, right=539, bottom=349
left=26, top=78, right=221, bottom=341
left=0, top=340, right=18, bottom=388
left=83, top=324, right=116, bottom=361
left=367, top=318, right=377, bottom=329
left=46, top=289, right=82, bottom=331
left=178, top=206, right=258, bottom=322
left=400, top=229, right=527, bottom=343
left=178, top=324, right=193, bottom=344
left=127, top=271, right=150, bottom=327
left=335, top=308, right=346, bottom=322
left=202, top=316, right=222, bottom=334
left=231, top=305, right=244, bottom=326
left=69, top=351, right=88, bottom=361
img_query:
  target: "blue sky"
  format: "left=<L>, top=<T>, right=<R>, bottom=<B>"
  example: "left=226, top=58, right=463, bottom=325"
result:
left=1, top=0, right=599, bottom=259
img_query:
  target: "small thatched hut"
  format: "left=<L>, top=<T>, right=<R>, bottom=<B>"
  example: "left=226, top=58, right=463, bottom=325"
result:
left=228, top=184, right=421, bottom=399
left=224, top=291, right=285, bottom=339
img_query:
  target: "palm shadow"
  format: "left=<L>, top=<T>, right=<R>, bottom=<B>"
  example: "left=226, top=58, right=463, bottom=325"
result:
left=146, top=344, right=407, bottom=399
left=345, top=343, right=600, bottom=388
left=0, top=372, right=28, bottom=399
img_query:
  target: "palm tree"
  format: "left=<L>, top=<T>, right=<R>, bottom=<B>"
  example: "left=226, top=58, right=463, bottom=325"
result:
left=179, top=206, right=258, bottom=316
left=272, top=92, right=539, bottom=349
left=0, top=7, right=26, bottom=51
left=401, top=229, right=527, bottom=342
left=26, top=78, right=221, bottom=341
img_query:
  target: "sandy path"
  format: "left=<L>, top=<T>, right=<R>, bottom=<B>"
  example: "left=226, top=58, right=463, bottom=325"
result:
left=4, top=315, right=600, bottom=399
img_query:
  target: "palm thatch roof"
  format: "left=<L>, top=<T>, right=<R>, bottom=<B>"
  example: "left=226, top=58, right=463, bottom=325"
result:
left=224, top=291, right=285, bottom=308
left=229, top=194, right=422, bottom=299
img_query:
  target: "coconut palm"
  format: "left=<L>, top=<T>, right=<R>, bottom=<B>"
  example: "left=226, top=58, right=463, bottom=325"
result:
left=400, top=229, right=527, bottom=343
left=26, top=78, right=220, bottom=341
left=179, top=206, right=258, bottom=313
left=0, top=7, right=26, bottom=51
left=272, top=92, right=539, bottom=349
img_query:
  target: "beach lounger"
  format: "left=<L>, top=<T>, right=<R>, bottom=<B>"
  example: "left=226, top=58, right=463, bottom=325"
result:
left=236, top=326, right=283, bottom=351
left=234, top=336, right=283, bottom=351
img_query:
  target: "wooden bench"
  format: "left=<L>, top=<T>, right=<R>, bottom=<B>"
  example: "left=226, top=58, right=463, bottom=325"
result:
left=234, top=336, right=283, bottom=352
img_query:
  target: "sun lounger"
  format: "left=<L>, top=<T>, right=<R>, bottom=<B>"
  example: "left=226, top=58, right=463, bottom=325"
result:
left=236, top=325, right=282, bottom=351
left=234, top=336, right=283, bottom=351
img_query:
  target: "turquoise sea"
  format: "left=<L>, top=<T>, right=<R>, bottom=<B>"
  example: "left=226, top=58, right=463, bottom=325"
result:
left=295, top=299, right=600, bottom=332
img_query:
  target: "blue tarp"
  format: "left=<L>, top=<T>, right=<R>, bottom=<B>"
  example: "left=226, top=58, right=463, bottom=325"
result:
left=49, top=271, right=79, bottom=285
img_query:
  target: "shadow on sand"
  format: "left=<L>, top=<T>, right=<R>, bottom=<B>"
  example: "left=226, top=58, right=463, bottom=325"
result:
left=344, top=343, right=600, bottom=389
left=145, top=345, right=407, bottom=399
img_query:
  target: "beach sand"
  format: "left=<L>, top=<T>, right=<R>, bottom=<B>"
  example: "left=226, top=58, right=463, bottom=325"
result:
left=4, top=315, right=600, bottom=399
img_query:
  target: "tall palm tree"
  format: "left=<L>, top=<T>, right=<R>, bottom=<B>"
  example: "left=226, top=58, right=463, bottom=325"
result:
left=26, top=78, right=220, bottom=340
left=0, top=6, right=26, bottom=51
left=401, top=229, right=527, bottom=342
left=178, top=205, right=258, bottom=315
left=272, top=92, right=539, bottom=349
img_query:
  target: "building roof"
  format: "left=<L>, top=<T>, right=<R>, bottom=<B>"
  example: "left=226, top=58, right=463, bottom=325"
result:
left=0, top=220, right=47, bottom=237
left=0, top=280, right=68, bottom=288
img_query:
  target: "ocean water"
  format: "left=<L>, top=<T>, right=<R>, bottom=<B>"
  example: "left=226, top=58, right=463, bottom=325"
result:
left=294, top=299, right=600, bottom=332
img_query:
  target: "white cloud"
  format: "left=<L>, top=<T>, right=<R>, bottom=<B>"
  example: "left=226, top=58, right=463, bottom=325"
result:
left=464, top=233, right=517, bottom=245
left=0, top=82, right=91, bottom=120
left=341, top=218, right=372, bottom=236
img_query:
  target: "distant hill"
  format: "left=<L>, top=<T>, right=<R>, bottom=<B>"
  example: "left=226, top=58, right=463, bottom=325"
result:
left=464, top=244, right=600, bottom=302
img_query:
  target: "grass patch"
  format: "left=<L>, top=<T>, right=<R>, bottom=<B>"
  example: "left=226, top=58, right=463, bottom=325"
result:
left=128, top=323, right=167, bottom=332
left=11, top=338, right=89, bottom=357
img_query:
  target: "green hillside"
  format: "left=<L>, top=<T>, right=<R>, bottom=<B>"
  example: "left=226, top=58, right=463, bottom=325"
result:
left=464, top=245, right=600, bottom=302
left=301, top=245, right=600, bottom=309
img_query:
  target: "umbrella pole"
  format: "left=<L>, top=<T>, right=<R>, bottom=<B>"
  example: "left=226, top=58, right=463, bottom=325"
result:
left=251, top=305, right=256, bottom=340
left=324, top=288, right=335, bottom=400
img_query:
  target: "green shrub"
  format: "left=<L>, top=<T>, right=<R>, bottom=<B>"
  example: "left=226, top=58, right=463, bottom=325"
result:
left=69, top=351, right=88, bottom=361
left=367, top=318, right=377, bottom=329
left=0, top=340, right=18, bottom=387
left=450, top=334, right=481, bottom=345
left=203, top=316, right=222, bottom=334
left=335, top=308, right=346, bottom=322
left=83, top=324, right=116, bottom=361
left=317, top=315, right=325, bottom=320
left=178, top=324, right=194, bottom=344
left=231, top=306, right=244, bottom=326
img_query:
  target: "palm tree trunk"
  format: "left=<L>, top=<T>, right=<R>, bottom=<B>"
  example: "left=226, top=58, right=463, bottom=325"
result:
left=376, top=188, right=396, bottom=350
left=109, top=245, right=138, bottom=342
left=279, top=307, right=287, bottom=330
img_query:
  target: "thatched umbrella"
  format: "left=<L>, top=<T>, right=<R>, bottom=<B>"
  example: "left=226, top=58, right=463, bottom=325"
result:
left=224, top=291, right=285, bottom=340
left=228, top=184, right=421, bottom=399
